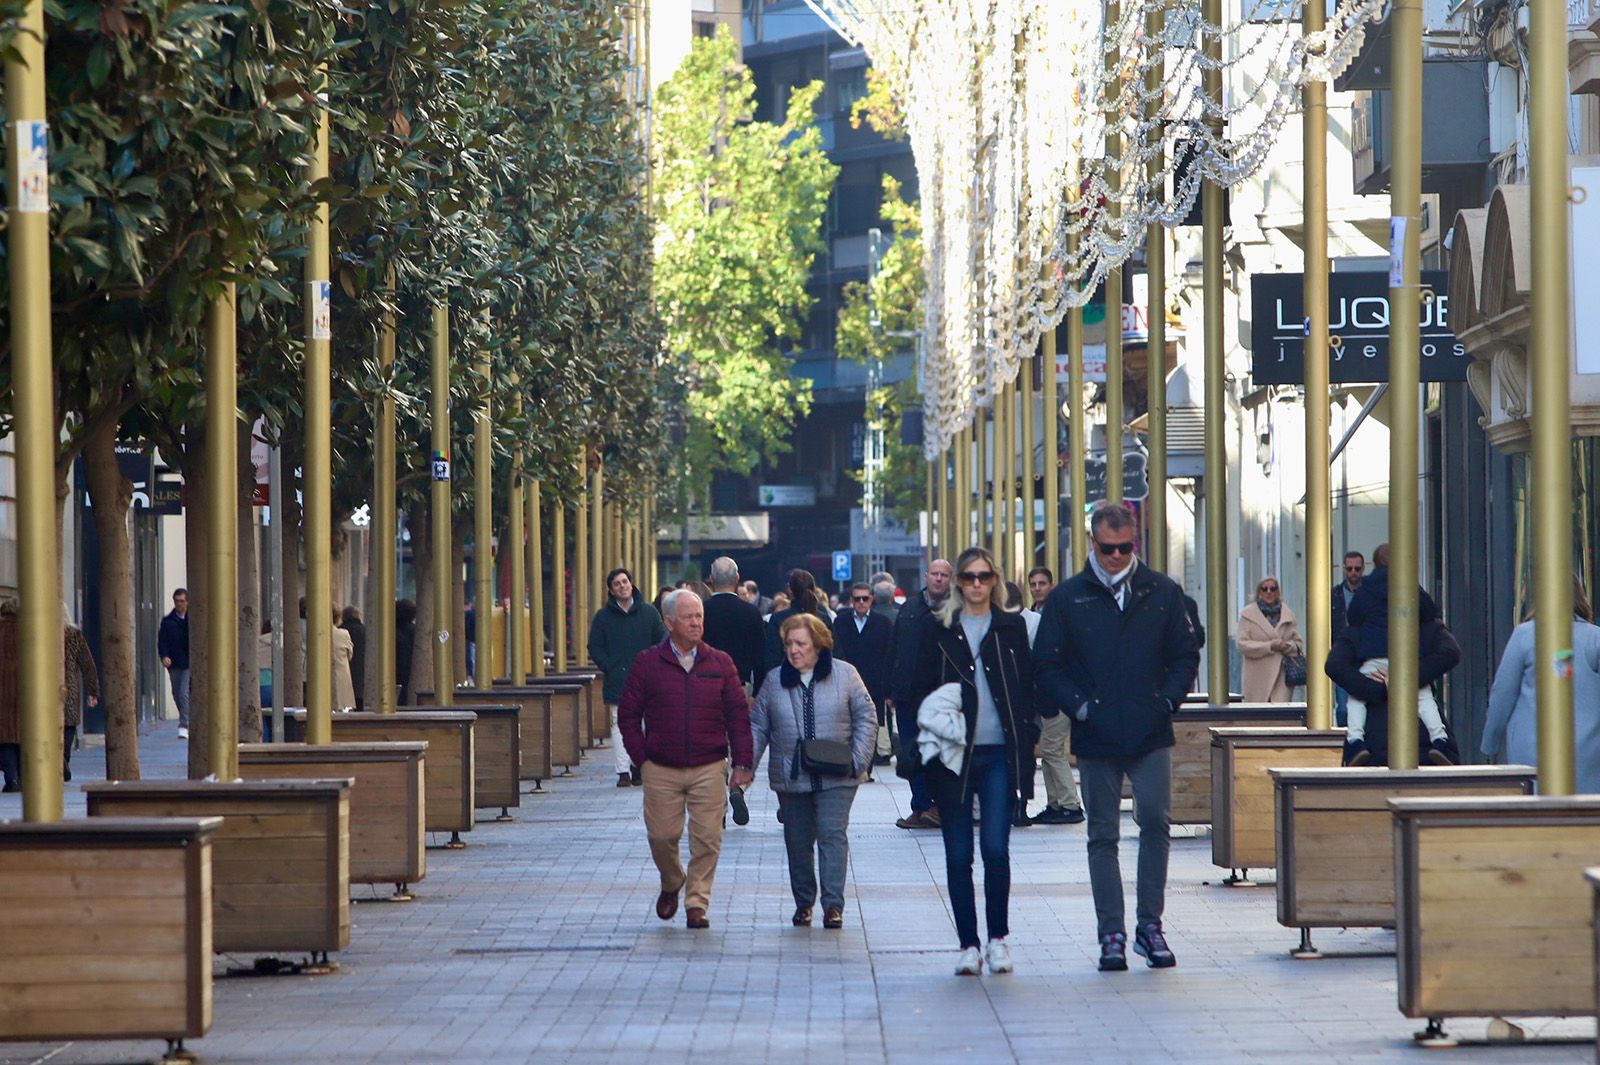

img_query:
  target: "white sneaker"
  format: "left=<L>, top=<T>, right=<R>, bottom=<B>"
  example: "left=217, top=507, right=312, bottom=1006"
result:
left=954, top=946, right=982, bottom=976
left=984, top=938, right=1013, bottom=974
left=177, top=727, right=188, bottom=739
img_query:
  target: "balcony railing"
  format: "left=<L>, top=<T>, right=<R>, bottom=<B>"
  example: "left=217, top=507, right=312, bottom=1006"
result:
left=1571, top=0, right=1599, bottom=29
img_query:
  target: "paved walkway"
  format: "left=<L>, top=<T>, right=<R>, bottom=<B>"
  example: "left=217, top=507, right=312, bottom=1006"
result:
left=1, top=726, right=1593, bottom=1064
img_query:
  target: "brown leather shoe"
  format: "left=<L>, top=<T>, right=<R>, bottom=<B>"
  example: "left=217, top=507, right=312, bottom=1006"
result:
left=655, top=891, right=678, bottom=921
left=685, top=907, right=710, bottom=929
left=823, top=906, right=844, bottom=929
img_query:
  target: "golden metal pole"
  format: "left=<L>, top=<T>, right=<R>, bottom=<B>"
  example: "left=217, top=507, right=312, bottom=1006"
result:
left=1203, top=0, right=1229, bottom=704
left=1068, top=299, right=1089, bottom=573
left=304, top=99, right=333, bottom=741
left=373, top=270, right=397, bottom=713
left=9, top=0, right=63, bottom=820
left=508, top=396, right=526, bottom=687
left=473, top=350, right=492, bottom=689
left=528, top=479, right=545, bottom=679
left=590, top=467, right=605, bottom=604
left=1386, top=0, right=1421, bottom=767
left=995, top=379, right=1010, bottom=579
left=1104, top=1, right=1124, bottom=507
left=940, top=446, right=953, bottom=559
left=1530, top=0, right=1575, bottom=793
left=430, top=304, right=454, bottom=706
left=1022, top=356, right=1037, bottom=576
left=925, top=459, right=935, bottom=566
left=1043, top=329, right=1060, bottom=577
left=549, top=482, right=565, bottom=675
left=206, top=286, right=239, bottom=779
left=1302, top=0, right=1333, bottom=732
left=977, top=406, right=990, bottom=559
left=573, top=455, right=588, bottom=669
left=1145, top=1, right=1168, bottom=571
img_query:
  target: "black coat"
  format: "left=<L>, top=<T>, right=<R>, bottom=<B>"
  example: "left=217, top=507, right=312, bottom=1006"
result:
left=1033, top=562, right=1201, bottom=760
left=830, top=610, right=894, bottom=714
left=342, top=618, right=367, bottom=708
left=703, top=592, right=766, bottom=689
left=1325, top=619, right=1462, bottom=765
left=1331, top=581, right=1357, bottom=641
left=158, top=609, right=189, bottom=670
left=1346, top=566, right=1440, bottom=661
left=888, top=589, right=940, bottom=708
left=904, top=607, right=1040, bottom=804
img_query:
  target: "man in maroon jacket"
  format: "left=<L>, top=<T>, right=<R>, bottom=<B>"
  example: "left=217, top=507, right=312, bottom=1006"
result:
left=619, top=588, right=754, bottom=930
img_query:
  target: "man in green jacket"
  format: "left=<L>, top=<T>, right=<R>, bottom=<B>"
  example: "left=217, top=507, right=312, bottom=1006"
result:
left=590, top=567, right=666, bottom=787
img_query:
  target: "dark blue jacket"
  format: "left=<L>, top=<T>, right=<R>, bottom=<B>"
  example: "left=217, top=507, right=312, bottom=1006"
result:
left=158, top=609, right=189, bottom=670
left=830, top=609, right=894, bottom=712
left=588, top=597, right=667, bottom=704
left=1032, top=562, right=1200, bottom=760
left=1346, top=566, right=1438, bottom=661
left=703, top=592, right=765, bottom=690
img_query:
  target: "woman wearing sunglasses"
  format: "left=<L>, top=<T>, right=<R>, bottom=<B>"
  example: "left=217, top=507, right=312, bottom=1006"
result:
left=1237, top=576, right=1303, bottom=702
left=904, top=546, right=1040, bottom=976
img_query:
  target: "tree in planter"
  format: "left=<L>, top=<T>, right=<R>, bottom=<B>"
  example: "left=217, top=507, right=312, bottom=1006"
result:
left=651, top=26, right=837, bottom=528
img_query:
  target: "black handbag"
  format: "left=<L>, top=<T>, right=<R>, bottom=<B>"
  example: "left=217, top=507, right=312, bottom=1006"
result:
left=798, top=738, right=855, bottom=778
left=1283, top=652, right=1309, bottom=688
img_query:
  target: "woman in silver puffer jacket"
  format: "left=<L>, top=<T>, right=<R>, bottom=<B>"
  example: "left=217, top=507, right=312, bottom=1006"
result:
left=750, top=612, right=877, bottom=930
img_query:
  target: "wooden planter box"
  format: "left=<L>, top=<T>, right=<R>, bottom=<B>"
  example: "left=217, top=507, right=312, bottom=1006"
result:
left=527, top=683, right=584, bottom=772
left=431, top=687, right=553, bottom=789
left=537, top=671, right=605, bottom=746
left=288, top=711, right=476, bottom=842
left=1171, top=702, right=1307, bottom=824
left=406, top=702, right=520, bottom=818
left=1272, top=766, right=1537, bottom=938
left=1393, top=796, right=1600, bottom=1023
left=237, top=741, right=426, bottom=890
left=85, top=781, right=350, bottom=957
left=1210, top=727, right=1344, bottom=875
left=0, top=816, right=219, bottom=1045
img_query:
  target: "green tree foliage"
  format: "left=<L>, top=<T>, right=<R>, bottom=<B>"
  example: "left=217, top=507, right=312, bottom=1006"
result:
left=836, top=174, right=926, bottom=528
left=652, top=27, right=838, bottom=509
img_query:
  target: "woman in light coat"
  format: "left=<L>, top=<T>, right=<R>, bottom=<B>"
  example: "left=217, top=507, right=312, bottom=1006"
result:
left=331, top=606, right=357, bottom=710
left=1237, top=576, right=1303, bottom=702
left=1483, top=575, right=1600, bottom=791
left=750, top=612, right=877, bottom=930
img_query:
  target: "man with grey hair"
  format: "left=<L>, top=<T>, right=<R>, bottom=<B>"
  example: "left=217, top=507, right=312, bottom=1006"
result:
left=703, top=556, right=765, bottom=693
left=870, top=580, right=899, bottom=622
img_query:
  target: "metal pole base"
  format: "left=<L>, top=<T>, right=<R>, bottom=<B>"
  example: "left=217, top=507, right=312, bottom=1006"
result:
left=224, top=953, right=340, bottom=978
left=526, top=780, right=545, bottom=794
left=495, top=807, right=514, bottom=822
left=445, top=831, right=466, bottom=849
left=1289, top=928, right=1320, bottom=959
left=161, top=1038, right=198, bottom=1063
left=1222, top=869, right=1256, bottom=887
left=354, top=884, right=415, bottom=903
left=1413, top=1018, right=1455, bottom=1047
left=558, top=766, right=574, bottom=777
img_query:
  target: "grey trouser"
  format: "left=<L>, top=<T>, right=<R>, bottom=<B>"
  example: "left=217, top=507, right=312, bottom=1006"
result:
left=167, top=666, right=190, bottom=727
left=1079, top=746, right=1172, bottom=937
left=776, top=786, right=858, bottom=911
left=1037, top=712, right=1083, bottom=811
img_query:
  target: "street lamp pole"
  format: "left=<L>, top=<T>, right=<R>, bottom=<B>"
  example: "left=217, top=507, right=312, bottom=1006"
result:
left=304, top=93, right=334, bottom=742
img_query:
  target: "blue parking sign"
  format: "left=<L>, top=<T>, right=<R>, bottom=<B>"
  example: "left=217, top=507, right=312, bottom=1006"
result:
left=832, top=552, right=852, bottom=583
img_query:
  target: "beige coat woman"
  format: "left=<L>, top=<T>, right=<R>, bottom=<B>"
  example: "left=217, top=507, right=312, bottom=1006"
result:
left=332, top=625, right=357, bottom=709
left=1237, top=597, right=1303, bottom=703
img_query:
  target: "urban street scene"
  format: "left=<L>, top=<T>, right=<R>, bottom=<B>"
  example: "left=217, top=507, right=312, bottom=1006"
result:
left=0, top=0, right=1597, bottom=1061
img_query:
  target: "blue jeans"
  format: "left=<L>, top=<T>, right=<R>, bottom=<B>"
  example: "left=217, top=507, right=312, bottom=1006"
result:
left=931, top=745, right=1012, bottom=949
left=1334, top=686, right=1349, bottom=727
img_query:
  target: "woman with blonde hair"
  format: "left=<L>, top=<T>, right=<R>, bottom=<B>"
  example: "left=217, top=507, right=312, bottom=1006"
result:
left=749, top=612, right=877, bottom=928
left=1237, top=576, right=1303, bottom=702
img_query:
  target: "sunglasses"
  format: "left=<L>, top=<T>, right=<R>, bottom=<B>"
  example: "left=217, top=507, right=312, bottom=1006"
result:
left=851, top=594, right=872, bottom=602
left=1260, top=585, right=1279, bottom=593
left=1344, top=565, right=1363, bottom=571
left=957, top=570, right=997, bottom=585
left=1094, top=539, right=1135, bottom=557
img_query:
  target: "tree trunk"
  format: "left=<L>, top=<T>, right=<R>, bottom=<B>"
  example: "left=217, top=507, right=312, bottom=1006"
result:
left=281, top=495, right=304, bottom=709
left=236, top=421, right=261, bottom=746
left=183, top=455, right=211, bottom=779
left=407, top=499, right=434, bottom=703
left=82, top=422, right=140, bottom=781
left=452, top=513, right=469, bottom=683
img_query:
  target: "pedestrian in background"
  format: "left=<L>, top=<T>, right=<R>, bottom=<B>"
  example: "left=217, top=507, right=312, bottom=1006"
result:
left=831, top=582, right=895, bottom=767
left=750, top=613, right=876, bottom=928
left=0, top=598, right=19, bottom=791
left=1027, top=567, right=1054, bottom=611
left=1034, top=501, right=1199, bottom=972
left=158, top=587, right=191, bottom=738
left=62, top=603, right=99, bottom=783
left=1021, top=569, right=1086, bottom=826
left=258, top=620, right=274, bottom=710
left=871, top=579, right=899, bottom=622
left=703, top=557, right=765, bottom=693
left=1483, top=575, right=1600, bottom=788
left=1326, top=613, right=1461, bottom=765
left=1330, top=551, right=1365, bottom=724
left=332, top=606, right=357, bottom=710
left=341, top=606, right=367, bottom=709
left=395, top=598, right=417, bottom=705
left=1344, top=543, right=1450, bottom=765
left=1237, top=576, right=1302, bottom=702
left=889, top=558, right=953, bottom=830
left=590, top=567, right=667, bottom=787
left=906, top=547, right=1038, bottom=975
left=741, top=579, right=773, bottom=616
left=618, top=589, right=753, bottom=930
left=761, top=569, right=830, bottom=689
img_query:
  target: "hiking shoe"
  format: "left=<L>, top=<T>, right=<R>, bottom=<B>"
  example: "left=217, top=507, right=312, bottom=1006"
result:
left=1343, top=739, right=1372, bottom=767
left=792, top=907, right=812, bottom=927
left=823, top=906, right=844, bottom=929
left=729, top=786, right=750, bottom=826
left=896, top=809, right=941, bottom=830
left=1134, top=922, right=1176, bottom=968
left=1427, top=738, right=1457, bottom=766
left=954, top=946, right=983, bottom=976
left=617, top=772, right=631, bottom=788
left=984, top=938, right=1014, bottom=974
left=1098, top=932, right=1128, bottom=971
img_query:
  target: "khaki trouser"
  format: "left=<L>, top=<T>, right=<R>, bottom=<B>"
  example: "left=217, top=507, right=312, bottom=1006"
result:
left=1038, top=711, right=1083, bottom=811
left=642, top=759, right=728, bottom=911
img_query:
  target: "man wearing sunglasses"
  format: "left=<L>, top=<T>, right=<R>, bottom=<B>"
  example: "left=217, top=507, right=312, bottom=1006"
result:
left=1329, top=551, right=1365, bottom=726
left=832, top=582, right=895, bottom=767
left=1033, top=501, right=1199, bottom=972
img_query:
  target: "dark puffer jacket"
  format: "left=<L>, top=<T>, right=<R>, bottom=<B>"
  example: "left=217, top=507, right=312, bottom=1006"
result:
left=1032, top=562, right=1201, bottom=760
left=617, top=639, right=754, bottom=770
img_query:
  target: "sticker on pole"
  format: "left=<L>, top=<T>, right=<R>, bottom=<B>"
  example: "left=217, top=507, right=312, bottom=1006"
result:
left=309, top=280, right=332, bottom=340
left=1388, top=217, right=1407, bottom=289
left=1555, top=648, right=1575, bottom=680
left=13, top=121, right=48, bottom=214
left=437, top=629, right=450, bottom=644
left=431, top=451, right=451, bottom=482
